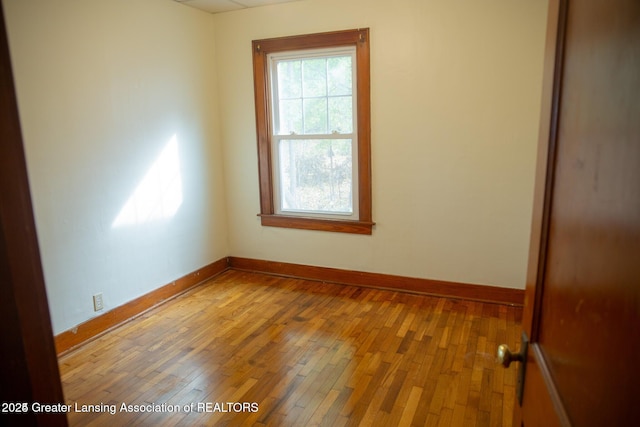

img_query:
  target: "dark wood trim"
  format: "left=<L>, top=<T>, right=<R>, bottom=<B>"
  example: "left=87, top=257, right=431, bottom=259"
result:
left=522, top=0, right=567, bottom=343
left=252, top=38, right=274, bottom=215
left=55, top=258, right=230, bottom=355
left=355, top=29, right=372, bottom=224
left=253, top=28, right=368, bottom=54
left=517, top=2, right=568, bottom=426
left=252, top=28, right=373, bottom=233
left=0, top=4, right=68, bottom=426
left=55, top=254, right=521, bottom=356
left=228, top=257, right=524, bottom=306
left=521, top=344, right=572, bottom=427
left=512, top=6, right=566, bottom=427
left=259, top=214, right=374, bottom=234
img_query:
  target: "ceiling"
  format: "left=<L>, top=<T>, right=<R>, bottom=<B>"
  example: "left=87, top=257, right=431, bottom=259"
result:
left=174, top=0, right=303, bottom=14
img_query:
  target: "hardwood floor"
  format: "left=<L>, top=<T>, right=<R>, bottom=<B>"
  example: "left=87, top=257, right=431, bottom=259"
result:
left=59, top=270, right=522, bottom=426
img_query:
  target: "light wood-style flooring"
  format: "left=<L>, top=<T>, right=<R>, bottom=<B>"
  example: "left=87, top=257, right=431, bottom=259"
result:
left=59, top=270, right=521, bottom=426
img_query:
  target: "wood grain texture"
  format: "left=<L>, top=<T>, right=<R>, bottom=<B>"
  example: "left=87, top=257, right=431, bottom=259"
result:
left=54, top=258, right=229, bottom=355
left=521, top=0, right=564, bottom=339
left=521, top=344, right=569, bottom=427
left=258, top=214, right=375, bottom=235
left=59, top=270, right=521, bottom=426
left=229, top=257, right=524, bottom=306
left=520, top=0, right=640, bottom=425
left=529, top=0, right=640, bottom=425
left=55, top=256, right=522, bottom=357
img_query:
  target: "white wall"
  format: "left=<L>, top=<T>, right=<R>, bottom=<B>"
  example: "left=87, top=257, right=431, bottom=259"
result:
left=3, top=0, right=229, bottom=334
left=214, top=0, right=548, bottom=289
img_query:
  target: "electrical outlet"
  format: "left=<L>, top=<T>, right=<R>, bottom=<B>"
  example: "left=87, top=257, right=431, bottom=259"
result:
left=93, top=293, right=104, bottom=311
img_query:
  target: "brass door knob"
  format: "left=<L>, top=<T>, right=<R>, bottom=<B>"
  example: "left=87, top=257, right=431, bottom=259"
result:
left=497, top=344, right=524, bottom=368
left=498, top=333, right=529, bottom=405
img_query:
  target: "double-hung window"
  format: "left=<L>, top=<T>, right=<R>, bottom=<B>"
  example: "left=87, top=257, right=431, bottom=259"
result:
left=252, top=29, right=373, bottom=234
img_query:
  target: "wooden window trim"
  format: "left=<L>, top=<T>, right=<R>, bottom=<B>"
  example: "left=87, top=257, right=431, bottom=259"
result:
left=252, top=28, right=373, bottom=235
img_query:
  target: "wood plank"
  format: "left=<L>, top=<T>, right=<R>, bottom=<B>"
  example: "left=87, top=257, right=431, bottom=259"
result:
left=58, top=270, right=522, bottom=426
left=54, top=257, right=229, bottom=354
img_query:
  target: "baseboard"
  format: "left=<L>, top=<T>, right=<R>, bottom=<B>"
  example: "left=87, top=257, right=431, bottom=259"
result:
left=228, top=257, right=524, bottom=306
left=55, top=256, right=523, bottom=355
left=54, top=257, right=230, bottom=355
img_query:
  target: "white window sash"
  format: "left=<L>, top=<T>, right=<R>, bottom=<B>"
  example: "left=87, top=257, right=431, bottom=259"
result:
left=268, top=46, right=359, bottom=219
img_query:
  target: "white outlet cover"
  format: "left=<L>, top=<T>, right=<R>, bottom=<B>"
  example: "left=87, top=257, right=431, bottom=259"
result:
left=93, top=293, right=104, bottom=311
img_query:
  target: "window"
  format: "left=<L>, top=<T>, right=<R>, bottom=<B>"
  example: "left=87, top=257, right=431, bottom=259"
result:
left=252, top=29, right=373, bottom=234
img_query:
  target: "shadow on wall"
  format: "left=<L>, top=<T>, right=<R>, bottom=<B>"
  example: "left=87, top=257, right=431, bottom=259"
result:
left=112, top=134, right=183, bottom=228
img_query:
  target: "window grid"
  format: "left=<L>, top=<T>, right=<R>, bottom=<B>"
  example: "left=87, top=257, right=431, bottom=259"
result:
left=270, top=50, right=356, bottom=137
left=252, top=28, right=373, bottom=235
left=269, top=48, right=358, bottom=220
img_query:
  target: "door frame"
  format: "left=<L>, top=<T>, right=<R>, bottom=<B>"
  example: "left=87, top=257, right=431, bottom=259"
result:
left=514, top=0, right=570, bottom=425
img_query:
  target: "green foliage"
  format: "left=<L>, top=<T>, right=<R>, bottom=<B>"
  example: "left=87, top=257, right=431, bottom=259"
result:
left=278, top=139, right=353, bottom=213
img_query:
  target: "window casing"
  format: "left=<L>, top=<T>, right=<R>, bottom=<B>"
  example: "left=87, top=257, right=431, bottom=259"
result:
left=252, top=29, right=373, bottom=234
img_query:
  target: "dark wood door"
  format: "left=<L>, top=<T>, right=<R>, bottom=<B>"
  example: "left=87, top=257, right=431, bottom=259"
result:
left=510, top=0, right=640, bottom=426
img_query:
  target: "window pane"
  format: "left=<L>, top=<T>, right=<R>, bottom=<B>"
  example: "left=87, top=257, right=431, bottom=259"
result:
left=278, top=139, right=353, bottom=214
left=302, top=58, right=327, bottom=98
left=303, top=98, right=328, bottom=134
left=327, top=56, right=352, bottom=96
left=279, top=99, right=303, bottom=134
left=328, top=96, right=353, bottom=133
left=277, top=60, right=302, bottom=99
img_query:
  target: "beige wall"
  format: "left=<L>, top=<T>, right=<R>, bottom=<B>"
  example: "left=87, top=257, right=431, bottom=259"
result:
left=214, top=0, right=548, bottom=289
left=4, top=0, right=548, bottom=335
left=3, top=0, right=228, bottom=334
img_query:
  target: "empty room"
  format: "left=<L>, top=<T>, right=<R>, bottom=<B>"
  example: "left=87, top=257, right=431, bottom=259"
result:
left=2, top=0, right=638, bottom=426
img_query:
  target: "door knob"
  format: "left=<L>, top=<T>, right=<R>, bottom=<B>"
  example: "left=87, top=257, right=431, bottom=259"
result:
left=497, top=344, right=525, bottom=367
left=497, top=332, right=529, bottom=405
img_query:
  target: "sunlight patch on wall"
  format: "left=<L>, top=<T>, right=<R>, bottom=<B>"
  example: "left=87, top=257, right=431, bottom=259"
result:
left=112, top=135, right=183, bottom=228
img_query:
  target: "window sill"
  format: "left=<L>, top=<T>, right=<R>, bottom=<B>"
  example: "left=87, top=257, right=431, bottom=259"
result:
left=259, top=214, right=374, bottom=235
